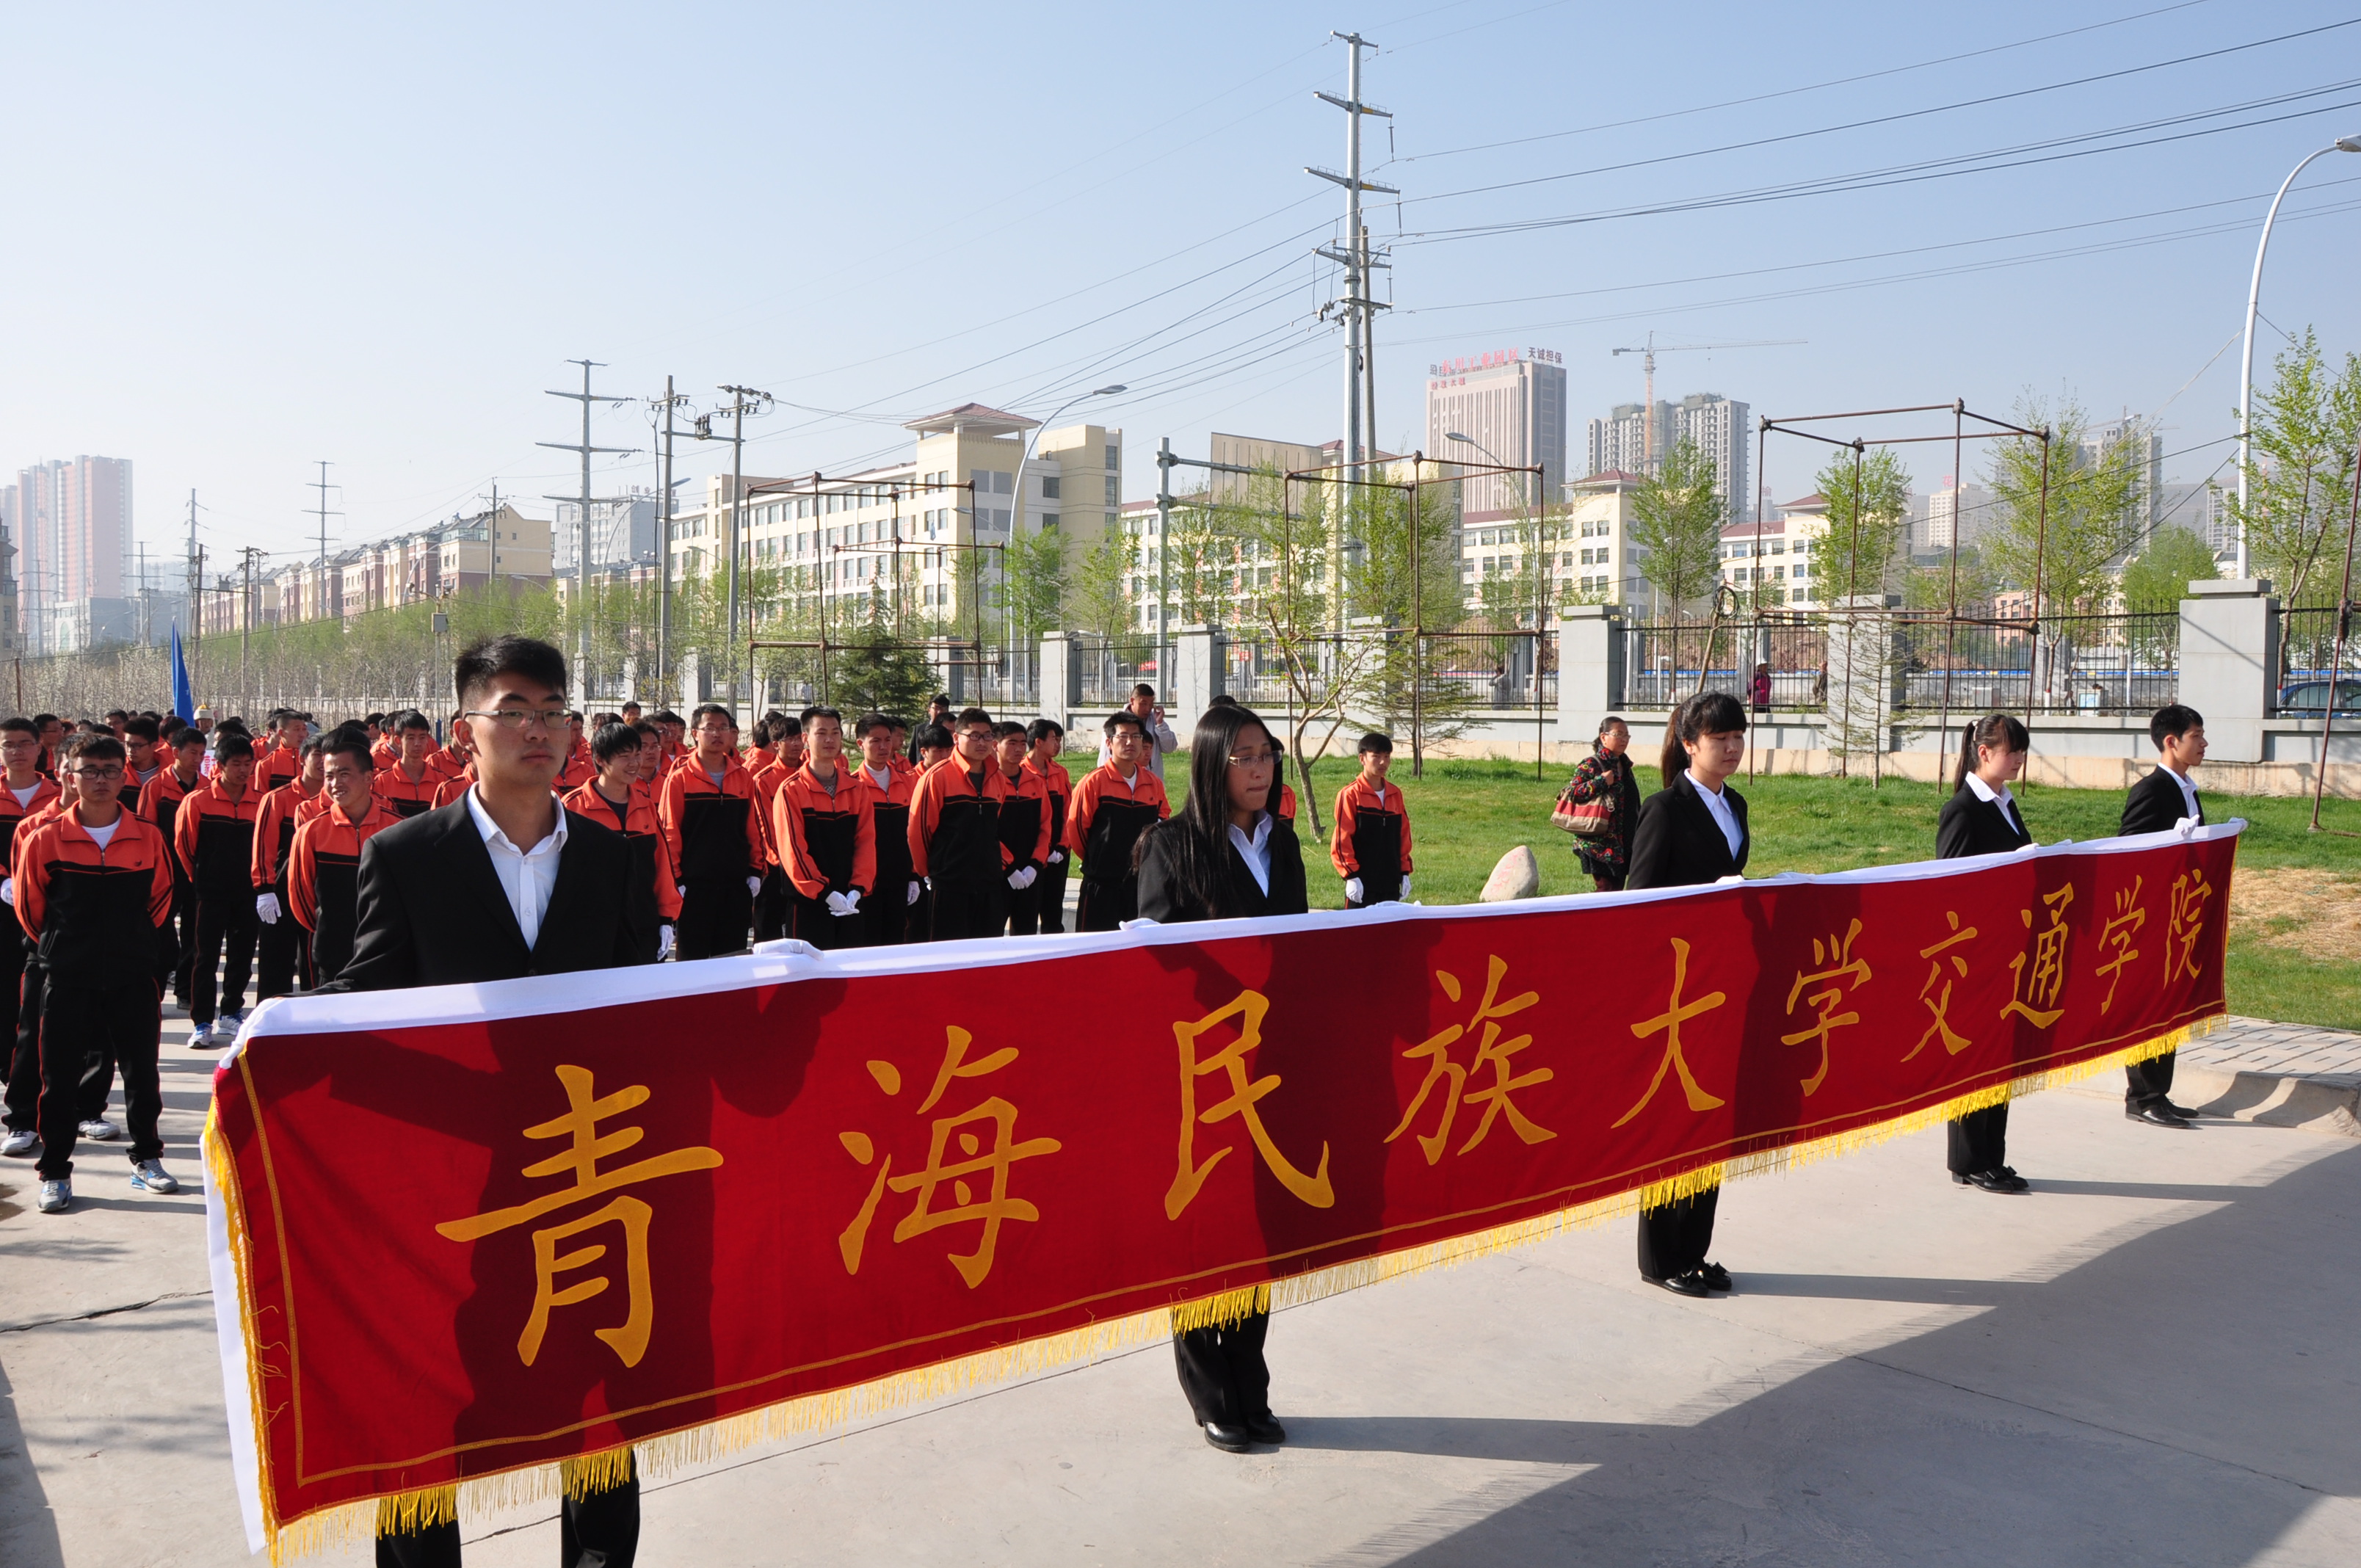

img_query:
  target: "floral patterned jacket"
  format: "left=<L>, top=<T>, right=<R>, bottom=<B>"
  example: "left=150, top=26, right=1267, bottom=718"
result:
left=1561, top=747, right=1641, bottom=868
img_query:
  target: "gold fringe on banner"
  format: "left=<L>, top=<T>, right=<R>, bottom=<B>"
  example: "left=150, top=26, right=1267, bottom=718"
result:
left=240, top=1019, right=2207, bottom=1564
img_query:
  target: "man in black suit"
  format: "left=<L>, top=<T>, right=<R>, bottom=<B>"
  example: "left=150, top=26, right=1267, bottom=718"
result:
left=327, top=635, right=645, bottom=1568
left=2119, top=703, right=2208, bottom=1129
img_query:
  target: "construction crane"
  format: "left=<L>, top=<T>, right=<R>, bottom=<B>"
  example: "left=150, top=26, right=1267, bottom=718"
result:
left=1611, top=334, right=1805, bottom=470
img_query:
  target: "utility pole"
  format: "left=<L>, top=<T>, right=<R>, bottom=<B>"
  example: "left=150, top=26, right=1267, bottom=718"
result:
left=240, top=545, right=266, bottom=697
left=310, top=462, right=341, bottom=618
left=1310, top=32, right=1393, bottom=631
left=477, top=481, right=504, bottom=583
left=540, top=360, right=635, bottom=708
left=653, top=377, right=690, bottom=697
left=186, top=490, right=202, bottom=688
left=700, top=385, right=774, bottom=707
left=137, top=542, right=148, bottom=646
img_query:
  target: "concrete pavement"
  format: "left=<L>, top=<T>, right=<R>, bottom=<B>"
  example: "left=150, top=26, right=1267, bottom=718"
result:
left=4, top=1020, right=2359, bottom=1567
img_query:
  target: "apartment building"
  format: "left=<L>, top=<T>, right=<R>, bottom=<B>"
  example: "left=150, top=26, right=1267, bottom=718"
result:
left=200, top=505, right=553, bottom=637
left=1584, top=393, right=1752, bottom=522
left=11, top=455, right=134, bottom=653
left=1718, top=494, right=1832, bottom=610
left=1424, top=347, right=1567, bottom=516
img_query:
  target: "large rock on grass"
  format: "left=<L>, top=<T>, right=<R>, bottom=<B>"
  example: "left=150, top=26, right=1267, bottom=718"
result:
left=1480, top=844, right=1541, bottom=902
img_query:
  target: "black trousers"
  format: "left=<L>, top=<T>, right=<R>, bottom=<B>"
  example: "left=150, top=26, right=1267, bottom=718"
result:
left=1075, top=878, right=1132, bottom=934
left=791, top=893, right=863, bottom=951
left=169, top=880, right=197, bottom=1006
left=754, top=867, right=791, bottom=945
left=1, top=932, right=31, bottom=1133
left=1346, top=868, right=1404, bottom=909
left=2126, top=1048, right=2177, bottom=1110
left=256, top=885, right=308, bottom=1002
left=37, top=981, right=161, bottom=1180
left=675, top=876, right=753, bottom=960
left=1637, top=1183, right=1719, bottom=1281
left=1947, top=1103, right=2009, bottom=1175
left=927, top=876, right=1006, bottom=942
left=0, top=957, right=104, bottom=1133
left=190, top=896, right=258, bottom=1027
left=1036, top=854, right=1070, bottom=934
left=1172, top=1311, right=1272, bottom=1427
left=376, top=1467, right=639, bottom=1568
left=863, top=878, right=912, bottom=947
left=1004, top=876, right=1041, bottom=937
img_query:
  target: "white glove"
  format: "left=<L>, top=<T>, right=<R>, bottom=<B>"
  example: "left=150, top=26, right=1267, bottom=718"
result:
left=1007, top=865, right=1037, bottom=890
left=2174, top=815, right=2199, bottom=840
left=1048, top=849, right=1065, bottom=865
left=1, top=877, right=14, bottom=908
left=1713, top=874, right=1745, bottom=885
left=656, top=923, right=676, bottom=959
left=825, top=890, right=863, bottom=918
left=2014, top=841, right=2040, bottom=854
left=906, top=879, right=922, bottom=907
left=1345, top=876, right=1364, bottom=904
left=256, top=891, right=280, bottom=924
left=1401, top=875, right=1411, bottom=898
left=747, top=875, right=764, bottom=898
left=1120, top=917, right=1162, bottom=930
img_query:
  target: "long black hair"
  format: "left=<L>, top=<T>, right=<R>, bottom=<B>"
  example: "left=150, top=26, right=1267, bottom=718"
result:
left=1953, top=713, right=2031, bottom=791
left=1658, top=691, right=1748, bottom=789
left=1134, top=702, right=1273, bottom=920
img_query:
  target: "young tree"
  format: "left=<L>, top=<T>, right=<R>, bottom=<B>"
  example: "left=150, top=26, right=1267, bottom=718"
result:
left=1629, top=437, right=1724, bottom=674
left=2231, top=329, right=2361, bottom=618
left=2120, top=525, right=2222, bottom=614
left=1066, top=526, right=1137, bottom=639
left=1002, top=526, right=1067, bottom=645
left=1807, top=446, right=1912, bottom=607
left=1346, top=472, right=1481, bottom=746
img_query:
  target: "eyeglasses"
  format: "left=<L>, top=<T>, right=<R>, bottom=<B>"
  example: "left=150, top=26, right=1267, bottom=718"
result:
left=463, top=708, right=569, bottom=731
left=71, top=766, right=124, bottom=782
left=1227, top=749, right=1278, bottom=768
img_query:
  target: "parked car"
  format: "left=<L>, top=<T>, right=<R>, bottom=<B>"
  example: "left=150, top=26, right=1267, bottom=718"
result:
left=2277, top=679, right=2361, bottom=713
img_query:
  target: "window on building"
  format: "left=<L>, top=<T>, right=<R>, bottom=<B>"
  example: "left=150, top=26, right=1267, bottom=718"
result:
left=1040, top=513, right=1059, bottom=531
left=1105, top=443, right=1119, bottom=471
left=1041, top=476, right=1060, bottom=500
left=1103, top=475, right=1120, bottom=504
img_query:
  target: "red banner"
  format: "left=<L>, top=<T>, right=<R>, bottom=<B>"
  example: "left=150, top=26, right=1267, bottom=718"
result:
left=206, top=826, right=2237, bottom=1555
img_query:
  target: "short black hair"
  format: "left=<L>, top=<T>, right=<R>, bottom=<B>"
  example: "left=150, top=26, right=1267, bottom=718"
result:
left=954, top=706, right=993, bottom=732
left=993, top=720, right=1026, bottom=741
left=631, top=720, right=661, bottom=744
left=62, top=733, right=125, bottom=767
left=775, top=715, right=802, bottom=737
left=592, top=721, right=642, bottom=765
left=929, top=694, right=952, bottom=708
left=124, top=716, right=159, bottom=743
left=399, top=709, right=433, bottom=733
left=1025, top=718, right=1065, bottom=744
left=32, top=714, right=57, bottom=729
left=297, top=735, right=327, bottom=760
left=1208, top=694, right=1239, bottom=708
left=454, top=635, right=568, bottom=707
left=1357, top=732, right=1394, bottom=755
left=1104, top=710, right=1146, bottom=738
left=914, top=723, right=952, bottom=751
left=171, top=727, right=205, bottom=750
left=653, top=709, right=684, bottom=728
left=319, top=731, right=373, bottom=772
left=214, top=730, right=253, bottom=764
left=803, top=706, right=843, bottom=729
left=104, top=709, right=128, bottom=722
left=689, top=703, right=733, bottom=730
left=365, top=711, right=387, bottom=727
left=0, top=716, right=36, bottom=739
left=1133, top=683, right=1157, bottom=701
left=855, top=711, right=895, bottom=738
left=2150, top=703, right=2203, bottom=749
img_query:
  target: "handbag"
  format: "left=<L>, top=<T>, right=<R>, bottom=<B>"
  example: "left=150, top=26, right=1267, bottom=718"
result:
left=1551, top=783, right=1614, bottom=838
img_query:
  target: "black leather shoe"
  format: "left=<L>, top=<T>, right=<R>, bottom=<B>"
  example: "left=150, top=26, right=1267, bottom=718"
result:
left=1245, top=1413, right=1287, bottom=1445
left=1700, top=1262, right=1733, bottom=1292
left=1648, top=1270, right=1711, bottom=1298
left=1202, top=1421, right=1252, bottom=1453
left=1956, top=1168, right=2028, bottom=1193
left=2164, top=1100, right=2207, bottom=1120
left=2127, top=1103, right=2192, bottom=1129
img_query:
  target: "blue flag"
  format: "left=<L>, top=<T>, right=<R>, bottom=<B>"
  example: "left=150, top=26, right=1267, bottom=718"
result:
left=170, top=620, right=195, bottom=722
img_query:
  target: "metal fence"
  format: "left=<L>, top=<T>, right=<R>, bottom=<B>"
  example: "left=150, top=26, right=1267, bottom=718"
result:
left=1625, top=610, right=2180, bottom=716
left=2276, top=606, right=2361, bottom=714
left=1073, top=636, right=1165, bottom=708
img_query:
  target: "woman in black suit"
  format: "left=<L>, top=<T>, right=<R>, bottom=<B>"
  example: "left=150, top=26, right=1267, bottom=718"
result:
left=1136, top=702, right=1305, bottom=1454
left=1625, top=691, right=1749, bottom=1298
left=1936, top=714, right=2035, bottom=1193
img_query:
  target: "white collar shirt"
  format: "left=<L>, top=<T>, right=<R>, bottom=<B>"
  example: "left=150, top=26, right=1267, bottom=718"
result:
left=2157, top=761, right=2200, bottom=821
left=1227, top=811, right=1274, bottom=896
left=465, top=785, right=567, bottom=949
left=1691, top=774, right=1744, bottom=860
left=1963, top=769, right=2023, bottom=832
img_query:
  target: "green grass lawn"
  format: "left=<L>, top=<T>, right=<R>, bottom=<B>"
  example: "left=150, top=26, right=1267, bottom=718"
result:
left=1065, top=747, right=2361, bottom=1031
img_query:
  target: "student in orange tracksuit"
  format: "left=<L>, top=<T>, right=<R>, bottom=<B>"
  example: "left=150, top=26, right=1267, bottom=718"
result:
left=250, top=736, right=327, bottom=1003
left=286, top=730, right=399, bottom=986
left=657, top=703, right=766, bottom=959
left=1065, top=710, right=1170, bottom=932
left=253, top=714, right=308, bottom=793
left=1023, top=719, right=1073, bottom=934
left=554, top=712, right=595, bottom=792
left=423, top=726, right=472, bottom=789
left=747, top=716, right=797, bottom=944
left=137, top=727, right=208, bottom=1011
left=1331, top=731, right=1412, bottom=907
left=907, top=708, right=1013, bottom=942
left=771, top=708, right=875, bottom=951
left=562, top=722, right=678, bottom=962
left=18, top=733, right=178, bottom=1213
left=852, top=713, right=920, bottom=947
left=174, top=733, right=264, bottom=1048
left=993, top=723, right=1053, bottom=936
left=0, top=718, right=65, bottom=1158
left=374, top=711, right=446, bottom=818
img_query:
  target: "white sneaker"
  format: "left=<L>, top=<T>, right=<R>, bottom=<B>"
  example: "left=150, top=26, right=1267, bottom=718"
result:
left=0, top=1128, right=35, bottom=1158
left=131, top=1159, right=179, bottom=1194
left=79, top=1118, right=120, bottom=1141
left=189, top=1023, right=225, bottom=1049
left=220, top=1009, right=247, bottom=1034
left=36, top=1178, right=69, bottom=1213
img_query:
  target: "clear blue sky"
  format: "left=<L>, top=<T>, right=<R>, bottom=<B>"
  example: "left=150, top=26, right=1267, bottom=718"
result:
left=5, top=0, right=2357, bottom=571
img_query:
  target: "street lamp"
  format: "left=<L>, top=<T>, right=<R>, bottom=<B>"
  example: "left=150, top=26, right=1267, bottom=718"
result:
left=1446, top=429, right=1537, bottom=607
left=2237, top=135, right=2361, bottom=578
left=1006, top=384, right=1125, bottom=707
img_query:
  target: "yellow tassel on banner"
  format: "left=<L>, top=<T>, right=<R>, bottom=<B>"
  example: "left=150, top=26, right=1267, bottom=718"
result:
left=246, top=1020, right=2206, bottom=1564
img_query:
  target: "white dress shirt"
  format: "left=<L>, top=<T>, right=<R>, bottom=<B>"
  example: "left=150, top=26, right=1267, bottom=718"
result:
left=1227, top=811, right=1274, bottom=896
left=1095, top=713, right=1180, bottom=778
left=2157, top=762, right=2201, bottom=822
left=1963, top=769, right=2023, bottom=835
left=465, top=785, right=567, bottom=950
left=1692, top=774, right=1744, bottom=861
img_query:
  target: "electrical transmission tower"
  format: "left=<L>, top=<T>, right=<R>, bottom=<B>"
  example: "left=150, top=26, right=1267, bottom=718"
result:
left=1308, top=31, right=1393, bottom=629
left=540, top=360, right=637, bottom=708
left=687, top=384, right=773, bottom=706
left=309, top=462, right=343, bottom=618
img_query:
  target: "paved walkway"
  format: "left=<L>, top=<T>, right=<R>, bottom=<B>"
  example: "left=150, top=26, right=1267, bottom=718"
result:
left=2169, top=1016, right=2361, bottom=1136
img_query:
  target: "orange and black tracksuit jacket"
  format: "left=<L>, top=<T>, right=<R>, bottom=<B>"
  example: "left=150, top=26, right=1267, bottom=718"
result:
left=137, top=767, right=205, bottom=879
left=771, top=763, right=877, bottom=904
left=658, top=756, right=766, bottom=887
left=372, top=761, right=445, bottom=819
left=561, top=779, right=681, bottom=943
left=908, top=762, right=1012, bottom=888
left=1276, top=781, right=1298, bottom=823
left=369, top=737, right=396, bottom=770
left=0, top=777, right=64, bottom=948
left=1024, top=757, right=1073, bottom=854
left=253, top=743, right=302, bottom=794
left=1065, top=764, right=1169, bottom=929
left=855, top=762, right=919, bottom=929
left=432, top=768, right=476, bottom=809
left=1331, top=774, right=1412, bottom=901
left=995, top=764, right=1053, bottom=882
left=424, top=744, right=471, bottom=786
left=16, top=805, right=176, bottom=987
left=554, top=741, right=595, bottom=793
left=251, top=782, right=327, bottom=895
left=287, top=795, right=397, bottom=984
left=173, top=778, right=264, bottom=910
